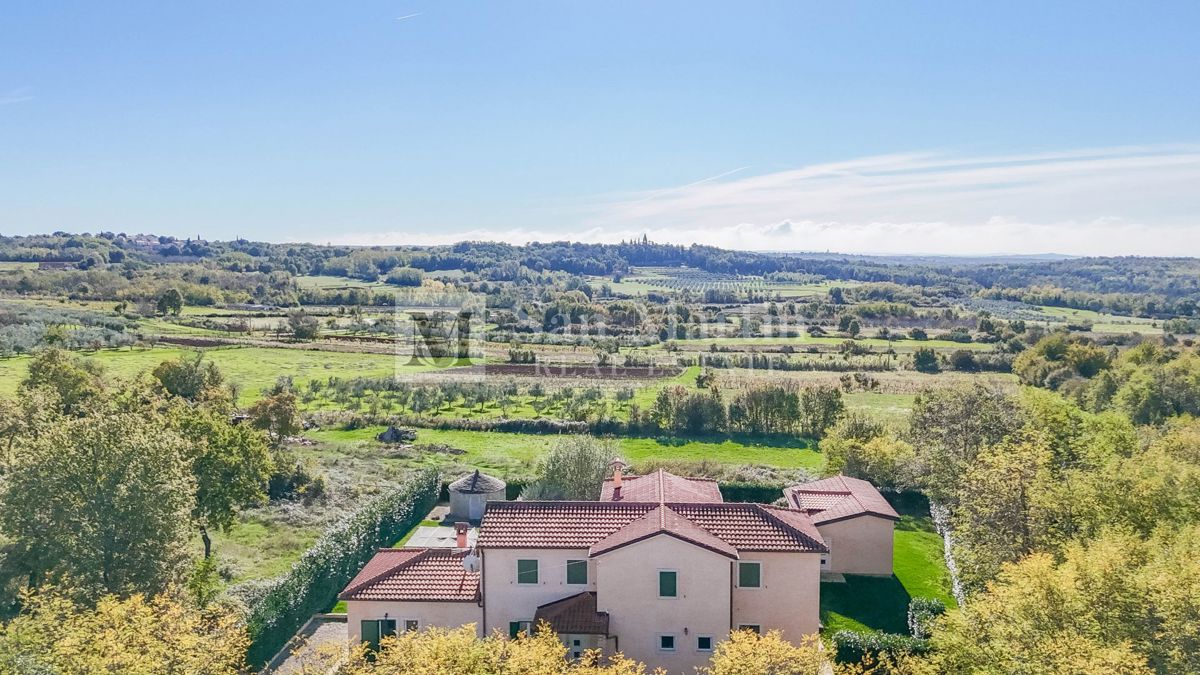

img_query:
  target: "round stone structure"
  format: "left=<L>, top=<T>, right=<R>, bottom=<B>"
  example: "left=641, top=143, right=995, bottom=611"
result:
left=448, top=470, right=506, bottom=521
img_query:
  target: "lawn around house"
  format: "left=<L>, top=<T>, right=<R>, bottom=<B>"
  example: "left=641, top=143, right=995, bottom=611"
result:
left=819, top=495, right=957, bottom=635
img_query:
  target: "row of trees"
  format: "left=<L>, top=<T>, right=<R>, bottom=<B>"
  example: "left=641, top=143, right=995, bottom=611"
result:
left=635, top=383, right=844, bottom=438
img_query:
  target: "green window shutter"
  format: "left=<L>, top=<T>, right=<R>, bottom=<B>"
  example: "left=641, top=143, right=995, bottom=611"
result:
left=659, top=570, right=677, bottom=597
left=517, top=559, right=539, bottom=584
left=361, top=620, right=381, bottom=651
left=380, top=619, right=397, bottom=637
left=738, top=562, right=761, bottom=588
left=566, top=560, right=588, bottom=585
left=509, top=621, right=521, bottom=639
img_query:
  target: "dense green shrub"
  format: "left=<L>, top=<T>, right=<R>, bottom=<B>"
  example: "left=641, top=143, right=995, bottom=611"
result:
left=240, top=467, right=439, bottom=666
left=831, top=630, right=929, bottom=663
left=907, top=596, right=946, bottom=639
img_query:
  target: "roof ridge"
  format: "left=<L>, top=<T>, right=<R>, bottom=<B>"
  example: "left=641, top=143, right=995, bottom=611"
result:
left=340, top=548, right=430, bottom=598
left=658, top=470, right=666, bottom=506
left=755, top=504, right=827, bottom=552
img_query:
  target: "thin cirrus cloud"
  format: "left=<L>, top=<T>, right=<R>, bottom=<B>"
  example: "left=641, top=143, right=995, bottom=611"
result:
left=0, top=88, right=33, bottom=106
left=323, top=144, right=1200, bottom=256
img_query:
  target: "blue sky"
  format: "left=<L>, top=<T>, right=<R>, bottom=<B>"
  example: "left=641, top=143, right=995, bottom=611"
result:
left=2, top=1, right=1198, bottom=254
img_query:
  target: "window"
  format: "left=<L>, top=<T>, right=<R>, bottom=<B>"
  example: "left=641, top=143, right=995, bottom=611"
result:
left=696, top=635, right=713, bottom=651
left=566, top=559, right=588, bottom=585
left=508, top=620, right=533, bottom=639
left=571, top=638, right=582, bottom=659
left=738, top=561, right=761, bottom=588
left=658, top=570, right=677, bottom=598
left=360, top=619, right=396, bottom=651
left=738, top=624, right=761, bottom=634
left=658, top=634, right=676, bottom=651
left=403, top=619, right=419, bottom=633
left=516, top=559, right=539, bottom=584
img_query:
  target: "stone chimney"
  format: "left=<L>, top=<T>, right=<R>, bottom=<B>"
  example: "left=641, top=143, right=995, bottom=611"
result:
left=454, top=521, right=469, bottom=549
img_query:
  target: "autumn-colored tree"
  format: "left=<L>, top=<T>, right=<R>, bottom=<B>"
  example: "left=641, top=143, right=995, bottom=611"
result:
left=923, top=526, right=1200, bottom=674
left=248, top=390, right=301, bottom=447
left=701, top=629, right=826, bottom=675
left=332, top=623, right=664, bottom=675
left=0, top=591, right=247, bottom=674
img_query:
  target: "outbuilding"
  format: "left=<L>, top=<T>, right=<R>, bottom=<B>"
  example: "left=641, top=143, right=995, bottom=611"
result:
left=448, top=470, right=506, bottom=521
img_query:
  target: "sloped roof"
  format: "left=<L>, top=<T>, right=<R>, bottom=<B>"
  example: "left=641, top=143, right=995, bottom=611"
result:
left=589, top=505, right=738, bottom=558
left=478, top=501, right=825, bottom=553
left=783, top=475, right=900, bottom=525
left=338, top=548, right=481, bottom=602
left=599, top=469, right=723, bottom=503
left=450, top=470, right=506, bottom=494
left=533, top=592, right=610, bottom=635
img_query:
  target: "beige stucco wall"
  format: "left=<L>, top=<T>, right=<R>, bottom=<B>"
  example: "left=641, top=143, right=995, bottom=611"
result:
left=816, top=515, right=895, bottom=576
left=482, top=548, right=596, bottom=635
left=346, top=599, right=482, bottom=644
left=731, top=551, right=822, bottom=641
left=594, top=535, right=734, bottom=675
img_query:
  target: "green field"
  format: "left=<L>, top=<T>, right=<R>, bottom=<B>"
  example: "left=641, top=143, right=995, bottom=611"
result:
left=296, top=275, right=391, bottom=290
left=820, top=497, right=957, bottom=634
left=308, top=426, right=824, bottom=476
left=0, top=345, right=439, bottom=402
left=1033, top=305, right=1160, bottom=335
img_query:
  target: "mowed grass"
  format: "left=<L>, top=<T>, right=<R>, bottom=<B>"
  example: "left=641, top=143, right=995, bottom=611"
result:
left=1033, top=305, right=1159, bottom=334
left=0, top=345, right=439, bottom=402
left=308, top=426, right=824, bottom=476
left=820, top=495, right=956, bottom=635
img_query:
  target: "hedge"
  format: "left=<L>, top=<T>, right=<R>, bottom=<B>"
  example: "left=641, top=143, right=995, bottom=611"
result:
left=242, top=468, right=440, bottom=666
left=718, top=482, right=786, bottom=504
left=831, top=630, right=929, bottom=664
left=907, top=597, right=946, bottom=640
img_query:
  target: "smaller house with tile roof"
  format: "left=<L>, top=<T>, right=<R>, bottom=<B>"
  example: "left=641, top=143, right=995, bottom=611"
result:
left=783, top=475, right=900, bottom=576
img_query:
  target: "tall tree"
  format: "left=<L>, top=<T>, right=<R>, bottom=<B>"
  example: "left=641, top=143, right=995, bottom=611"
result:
left=20, top=348, right=103, bottom=416
left=0, top=409, right=194, bottom=598
left=172, top=405, right=272, bottom=558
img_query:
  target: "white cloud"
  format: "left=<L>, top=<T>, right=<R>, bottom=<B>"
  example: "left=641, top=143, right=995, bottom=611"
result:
left=317, top=145, right=1200, bottom=255
left=0, top=88, right=33, bottom=106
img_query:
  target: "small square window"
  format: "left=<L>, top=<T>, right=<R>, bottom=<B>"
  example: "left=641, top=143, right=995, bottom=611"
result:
left=517, top=559, right=539, bottom=584
left=738, top=624, right=761, bottom=634
left=697, top=635, right=713, bottom=651
left=509, top=620, right=532, bottom=639
left=566, top=559, right=588, bottom=585
left=738, top=561, right=761, bottom=588
left=403, top=619, right=418, bottom=632
left=658, top=570, right=677, bottom=598
left=659, top=634, right=676, bottom=651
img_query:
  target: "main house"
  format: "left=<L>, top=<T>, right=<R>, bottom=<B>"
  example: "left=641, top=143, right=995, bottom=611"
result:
left=339, top=468, right=898, bottom=673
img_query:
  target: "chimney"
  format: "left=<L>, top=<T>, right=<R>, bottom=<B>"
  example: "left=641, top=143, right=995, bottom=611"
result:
left=454, top=521, right=469, bottom=549
left=609, top=459, right=626, bottom=501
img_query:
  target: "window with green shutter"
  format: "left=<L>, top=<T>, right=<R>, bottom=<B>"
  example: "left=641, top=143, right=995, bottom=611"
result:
left=738, top=561, right=761, bottom=588
left=658, top=570, right=677, bottom=597
left=509, top=620, right=532, bottom=638
left=566, top=559, right=588, bottom=585
left=517, top=559, right=539, bottom=584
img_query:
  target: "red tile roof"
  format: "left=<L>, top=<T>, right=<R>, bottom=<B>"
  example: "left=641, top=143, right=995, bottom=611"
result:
left=589, top=505, right=738, bottom=558
left=339, top=548, right=481, bottom=602
left=479, top=501, right=826, bottom=553
left=600, top=470, right=723, bottom=503
left=533, top=592, right=610, bottom=635
left=783, top=475, right=900, bottom=525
